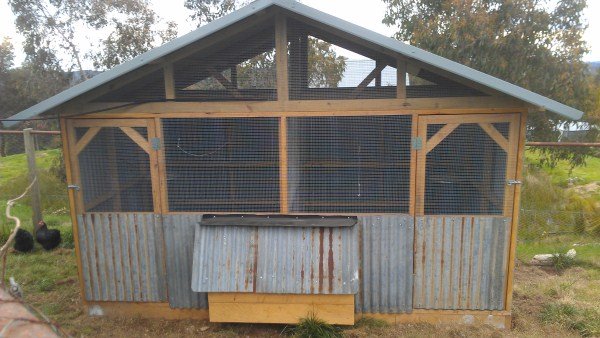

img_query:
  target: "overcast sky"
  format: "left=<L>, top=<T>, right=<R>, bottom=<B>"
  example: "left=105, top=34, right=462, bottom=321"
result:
left=1, top=0, right=599, bottom=68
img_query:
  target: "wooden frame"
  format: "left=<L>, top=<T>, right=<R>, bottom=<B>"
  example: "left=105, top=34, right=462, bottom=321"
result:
left=415, top=113, right=521, bottom=217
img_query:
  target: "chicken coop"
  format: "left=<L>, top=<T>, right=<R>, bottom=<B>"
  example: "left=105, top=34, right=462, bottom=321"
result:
left=6, top=0, right=584, bottom=328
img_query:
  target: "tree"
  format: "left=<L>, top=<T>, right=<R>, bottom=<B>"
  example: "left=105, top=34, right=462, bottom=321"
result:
left=382, top=0, right=597, bottom=167
left=184, top=0, right=249, bottom=27
left=9, top=0, right=177, bottom=77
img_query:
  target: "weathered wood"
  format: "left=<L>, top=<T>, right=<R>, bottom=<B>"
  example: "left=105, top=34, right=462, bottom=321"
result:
left=23, top=128, right=42, bottom=228
left=86, top=301, right=209, bottom=320
left=352, top=63, right=387, bottom=97
left=208, top=293, right=354, bottom=325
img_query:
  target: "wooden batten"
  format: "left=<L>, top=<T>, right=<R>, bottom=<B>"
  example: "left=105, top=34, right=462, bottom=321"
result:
left=397, top=60, right=407, bottom=99
left=208, top=293, right=355, bottom=325
left=279, top=117, right=289, bottom=213
left=164, top=63, right=175, bottom=100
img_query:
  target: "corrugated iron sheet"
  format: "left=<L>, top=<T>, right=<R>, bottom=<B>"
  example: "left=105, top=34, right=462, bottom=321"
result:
left=355, top=215, right=414, bottom=314
left=413, top=216, right=510, bottom=310
left=191, top=224, right=359, bottom=294
left=76, top=213, right=167, bottom=302
left=163, top=214, right=208, bottom=309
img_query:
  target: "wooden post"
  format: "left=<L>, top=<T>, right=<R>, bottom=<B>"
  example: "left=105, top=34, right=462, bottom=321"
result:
left=164, top=63, right=175, bottom=100
left=397, top=60, right=407, bottom=99
left=23, top=128, right=43, bottom=230
left=275, top=15, right=289, bottom=102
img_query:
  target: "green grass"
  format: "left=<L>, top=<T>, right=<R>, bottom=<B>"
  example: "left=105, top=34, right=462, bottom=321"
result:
left=289, top=313, right=343, bottom=338
left=0, top=149, right=71, bottom=244
left=525, top=149, right=600, bottom=186
left=541, top=303, right=600, bottom=337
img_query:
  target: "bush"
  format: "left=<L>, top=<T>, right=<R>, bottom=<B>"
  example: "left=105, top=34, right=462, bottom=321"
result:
left=289, top=313, right=343, bottom=338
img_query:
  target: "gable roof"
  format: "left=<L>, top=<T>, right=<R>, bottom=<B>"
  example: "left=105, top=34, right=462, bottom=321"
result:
left=3, top=0, right=584, bottom=127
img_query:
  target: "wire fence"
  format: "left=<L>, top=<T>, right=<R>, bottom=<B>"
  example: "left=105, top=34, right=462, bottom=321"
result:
left=0, top=129, right=599, bottom=244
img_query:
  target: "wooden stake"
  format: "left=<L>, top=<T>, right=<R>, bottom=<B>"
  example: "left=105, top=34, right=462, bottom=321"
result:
left=23, top=128, right=42, bottom=230
left=275, top=15, right=289, bottom=102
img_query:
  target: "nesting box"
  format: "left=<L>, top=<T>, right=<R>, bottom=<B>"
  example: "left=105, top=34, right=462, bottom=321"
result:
left=6, top=0, right=583, bottom=328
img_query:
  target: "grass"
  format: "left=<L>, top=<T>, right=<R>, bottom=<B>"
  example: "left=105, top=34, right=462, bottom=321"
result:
left=541, top=303, right=600, bottom=337
left=525, top=149, right=600, bottom=186
left=288, top=313, right=343, bottom=338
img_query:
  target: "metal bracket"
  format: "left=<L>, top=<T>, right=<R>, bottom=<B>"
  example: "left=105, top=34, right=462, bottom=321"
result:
left=412, top=137, right=422, bottom=150
left=67, top=184, right=80, bottom=191
left=151, top=137, right=161, bottom=150
left=507, top=180, right=522, bottom=186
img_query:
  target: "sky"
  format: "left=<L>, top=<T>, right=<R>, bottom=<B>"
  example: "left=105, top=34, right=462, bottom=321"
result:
left=0, top=0, right=599, bottom=68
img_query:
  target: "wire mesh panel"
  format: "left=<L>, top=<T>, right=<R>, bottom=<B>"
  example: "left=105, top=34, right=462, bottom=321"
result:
left=162, top=118, right=280, bottom=212
left=174, top=25, right=277, bottom=101
left=424, top=123, right=509, bottom=215
left=288, top=115, right=412, bottom=213
left=93, top=69, right=165, bottom=102
left=76, top=127, right=153, bottom=212
left=287, top=18, right=484, bottom=101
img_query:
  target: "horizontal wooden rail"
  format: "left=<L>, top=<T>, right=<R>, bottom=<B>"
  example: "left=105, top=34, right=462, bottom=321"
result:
left=526, top=142, right=600, bottom=147
left=0, top=130, right=60, bottom=135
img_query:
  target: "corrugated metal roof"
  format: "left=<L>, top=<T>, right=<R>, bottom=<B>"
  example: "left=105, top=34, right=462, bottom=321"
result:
left=3, top=0, right=584, bottom=127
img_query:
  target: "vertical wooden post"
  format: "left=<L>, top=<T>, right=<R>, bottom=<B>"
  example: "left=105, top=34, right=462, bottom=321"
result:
left=279, top=117, right=289, bottom=213
left=23, top=128, right=42, bottom=230
left=275, top=15, right=289, bottom=102
left=375, top=60, right=382, bottom=87
left=397, top=60, right=407, bottom=99
left=164, top=63, right=175, bottom=100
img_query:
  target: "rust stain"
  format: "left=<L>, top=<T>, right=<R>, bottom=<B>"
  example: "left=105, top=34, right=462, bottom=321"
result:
left=328, top=228, right=334, bottom=294
left=252, top=229, right=259, bottom=293
left=318, top=227, right=325, bottom=293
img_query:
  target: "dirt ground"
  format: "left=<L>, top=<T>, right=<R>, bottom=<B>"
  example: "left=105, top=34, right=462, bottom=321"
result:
left=5, top=248, right=599, bottom=337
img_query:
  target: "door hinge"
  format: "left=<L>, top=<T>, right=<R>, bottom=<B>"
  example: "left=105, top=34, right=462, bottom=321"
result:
left=67, top=184, right=80, bottom=191
left=507, top=179, right=522, bottom=186
left=151, top=137, right=161, bottom=150
left=412, top=137, right=423, bottom=150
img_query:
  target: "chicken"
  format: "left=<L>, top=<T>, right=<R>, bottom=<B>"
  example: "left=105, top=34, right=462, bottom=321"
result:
left=35, top=221, right=61, bottom=251
left=13, top=228, right=34, bottom=253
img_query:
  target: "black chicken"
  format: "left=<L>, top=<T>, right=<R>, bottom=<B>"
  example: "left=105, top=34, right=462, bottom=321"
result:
left=13, top=228, right=34, bottom=253
left=35, top=221, right=61, bottom=251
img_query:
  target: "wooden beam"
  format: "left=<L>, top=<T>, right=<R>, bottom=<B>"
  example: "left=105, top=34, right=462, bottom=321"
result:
left=352, top=62, right=386, bottom=97
left=63, top=96, right=527, bottom=118
left=397, top=60, right=407, bottom=99
left=505, top=111, right=527, bottom=312
left=208, top=293, right=354, bottom=325
left=119, top=127, right=150, bottom=154
left=75, top=127, right=101, bottom=155
left=425, top=123, right=459, bottom=154
left=60, top=118, right=88, bottom=306
left=164, top=63, right=175, bottom=100
left=275, top=15, right=289, bottom=102
left=279, top=117, right=288, bottom=213
left=479, top=123, right=509, bottom=152
left=206, top=67, right=242, bottom=98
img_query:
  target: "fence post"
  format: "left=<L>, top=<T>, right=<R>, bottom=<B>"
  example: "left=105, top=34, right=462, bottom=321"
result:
left=23, top=128, right=43, bottom=233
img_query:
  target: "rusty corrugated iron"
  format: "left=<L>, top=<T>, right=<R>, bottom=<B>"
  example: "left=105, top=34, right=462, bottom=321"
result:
left=413, top=216, right=510, bottom=310
left=76, top=213, right=167, bottom=302
left=191, top=223, right=359, bottom=294
left=354, top=215, right=414, bottom=313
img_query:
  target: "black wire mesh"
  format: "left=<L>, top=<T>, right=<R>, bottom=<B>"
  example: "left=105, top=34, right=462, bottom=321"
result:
left=93, top=69, right=166, bottom=102
left=288, top=115, right=412, bottom=213
left=424, top=123, right=509, bottom=215
left=174, top=25, right=277, bottom=101
left=76, top=127, right=154, bottom=212
left=162, top=118, right=280, bottom=212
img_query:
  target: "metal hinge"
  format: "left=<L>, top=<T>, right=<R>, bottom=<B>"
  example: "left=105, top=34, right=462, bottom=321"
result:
left=151, top=137, right=161, bottom=150
left=507, top=179, right=522, bottom=186
left=412, top=137, right=423, bottom=150
left=67, top=184, right=80, bottom=191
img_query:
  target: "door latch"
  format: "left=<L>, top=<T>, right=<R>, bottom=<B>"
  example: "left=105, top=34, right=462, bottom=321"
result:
left=67, top=184, right=80, bottom=191
left=507, top=180, right=522, bottom=186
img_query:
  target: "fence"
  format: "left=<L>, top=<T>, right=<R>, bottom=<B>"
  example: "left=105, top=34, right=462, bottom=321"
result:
left=0, top=129, right=66, bottom=237
left=0, top=129, right=599, bottom=243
